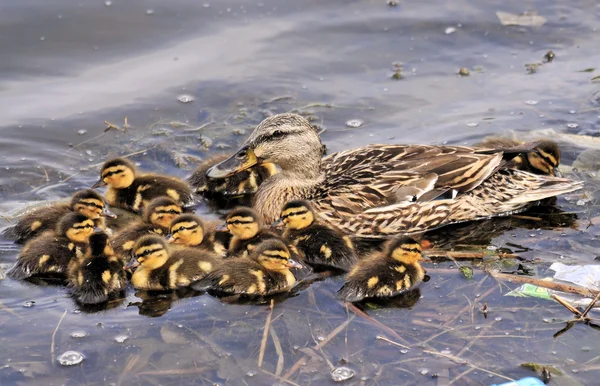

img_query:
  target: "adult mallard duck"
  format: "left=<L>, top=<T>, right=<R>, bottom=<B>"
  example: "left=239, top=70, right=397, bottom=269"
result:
left=205, top=113, right=583, bottom=238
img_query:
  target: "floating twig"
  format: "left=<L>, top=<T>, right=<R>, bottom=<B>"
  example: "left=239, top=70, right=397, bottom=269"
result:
left=424, top=349, right=514, bottom=382
left=376, top=335, right=410, bottom=350
left=258, top=299, right=275, bottom=368
left=50, top=310, right=68, bottom=365
left=491, top=272, right=598, bottom=298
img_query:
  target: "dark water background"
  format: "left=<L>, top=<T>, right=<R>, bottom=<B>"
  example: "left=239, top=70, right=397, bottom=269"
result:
left=1, top=0, right=600, bottom=384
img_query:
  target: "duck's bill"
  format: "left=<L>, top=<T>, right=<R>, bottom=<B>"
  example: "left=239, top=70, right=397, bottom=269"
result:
left=270, top=218, right=285, bottom=231
left=102, top=207, right=117, bottom=218
left=552, top=168, right=562, bottom=177
left=215, top=223, right=228, bottom=232
left=206, top=147, right=258, bottom=178
left=286, top=259, right=304, bottom=269
left=166, top=234, right=176, bottom=243
left=93, top=227, right=104, bottom=233
left=91, top=179, right=107, bottom=189
left=124, top=258, right=140, bottom=270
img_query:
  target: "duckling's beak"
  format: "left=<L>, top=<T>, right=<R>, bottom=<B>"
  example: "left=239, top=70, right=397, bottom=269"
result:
left=271, top=218, right=284, bottom=231
left=206, top=147, right=258, bottom=178
left=552, top=168, right=562, bottom=178
left=93, top=227, right=104, bottom=234
left=215, top=223, right=228, bottom=232
left=102, top=207, right=117, bottom=218
left=124, top=257, right=139, bottom=270
left=91, top=178, right=107, bottom=189
left=286, top=259, right=303, bottom=269
left=166, top=234, right=175, bottom=243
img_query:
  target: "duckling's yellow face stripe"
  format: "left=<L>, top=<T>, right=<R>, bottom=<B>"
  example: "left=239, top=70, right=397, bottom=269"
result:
left=66, top=219, right=95, bottom=243
left=150, top=205, right=183, bottom=228
left=528, top=149, right=558, bottom=175
left=101, top=165, right=135, bottom=189
left=391, top=243, right=422, bottom=263
left=227, top=216, right=259, bottom=240
left=74, top=198, right=105, bottom=219
left=281, top=206, right=314, bottom=230
left=258, top=253, right=290, bottom=271
left=169, top=221, right=203, bottom=246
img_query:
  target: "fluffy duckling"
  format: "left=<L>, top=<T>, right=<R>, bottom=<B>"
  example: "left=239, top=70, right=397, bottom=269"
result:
left=3, top=189, right=115, bottom=244
left=67, top=230, right=126, bottom=304
left=281, top=200, right=357, bottom=271
left=167, top=214, right=228, bottom=255
left=477, top=137, right=561, bottom=176
left=225, top=207, right=280, bottom=258
left=192, top=239, right=302, bottom=296
left=111, top=197, right=183, bottom=260
left=7, top=213, right=97, bottom=280
left=92, top=157, right=193, bottom=213
left=188, top=154, right=279, bottom=196
left=337, top=237, right=425, bottom=302
left=126, top=235, right=221, bottom=290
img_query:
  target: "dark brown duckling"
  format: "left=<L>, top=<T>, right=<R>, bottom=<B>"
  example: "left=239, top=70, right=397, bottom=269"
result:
left=477, top=137, right=561, bottom=176
left=111, top=197, right=183, bottom=260
left=126, top=235, right=221, bottom=290
left=3, top=189, right=115, bottom=244
left=337, top=237, right=425, bottom=302
left=225, top=207, right=280, bottom=258
left=192, top=239, right=302, bottom=296
left=67, top=230, right=126, bottom=304
left=167, top=214, right=227, bottom=255
left=92, top=157, right=193, bottom=213
left=7, top=213, right=97, bottom=280
left=188, top=154, right=279, bottom=197
left=281, top=200, right=357, bottom=272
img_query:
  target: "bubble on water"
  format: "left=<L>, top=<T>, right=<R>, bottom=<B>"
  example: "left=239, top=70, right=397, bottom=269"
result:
left=177, top=94, right=194, bottom=103
left=78, top=129, right=87, bottom=135
left=331, top=366, right=355, bottom=382
left=566, top=123, right=579, bottom=129
left=466, top=122, right=478, bottom=127
left=104, top=0, right=112, bottom=5
left=445, top=27, right=456, bottom=34
left=400, top=349, right=409, bottom=354
left=569, top=110, right=576, bottom=114
left=23, top=301, right=35, bottom=308
left=525, top=100, right=538, bottom=105
left=115, top=335, right=129, bottom=343
left=441, top=349, right=451, bottom=355
left=495, top=317, right=502, bottom=321
left=146, top=9, right=155, bottom=15
left=419, top=369, right=429, bottom=376
left=40, top=36, right=46, bottom=41
left=345, top=119, right=363, bottom=128
left=246, top=371, right=256, bottom=377
left=57, top=351, right=85, bottom=366
left=203, top=3, right=210, bottom=7
left=487, top=245, right=498, bottom=250
left=71, top=331, right=88, bottom=338
left=317, top=336, right=325, bottom=342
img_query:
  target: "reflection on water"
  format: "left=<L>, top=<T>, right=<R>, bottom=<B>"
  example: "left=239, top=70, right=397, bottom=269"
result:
left=2, top=0, right=600, bottom=384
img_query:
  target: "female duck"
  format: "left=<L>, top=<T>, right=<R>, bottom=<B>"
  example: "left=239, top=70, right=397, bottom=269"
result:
left=192, top=239, right=302, bottom=296
left=206, top=113, right=581, bottom=237
left=7, top=213, right=96, bottom=280
left=337, top=237, right=425, bottom=302
left=224, top=207, right=280, bottom=258
left=92, top=157, right=193, bottom=213
left=126, top=235, right=221, bottom=290
left=281, top=200, right=357, bottom=271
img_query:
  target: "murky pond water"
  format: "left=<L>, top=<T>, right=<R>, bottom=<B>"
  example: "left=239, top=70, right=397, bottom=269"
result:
left=2, top=0, right=600, bottom=384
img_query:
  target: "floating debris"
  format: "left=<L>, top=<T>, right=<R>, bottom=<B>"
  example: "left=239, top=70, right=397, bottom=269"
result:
left=566, top=123, right=579, bottom=129
left=386, top=0, right=398, bottom=6
left=459, top=266, right=474, bottom=280
left=458, top=67, right=470, bottom=76
left=346, top=119, right=363, bottom=128
left=177, top=94, right=195, bottom=103
left=23, top=301, right=34, bottom=308
left=391, top=62, right=403, bottom=80
left=57, top=351, right=85, bottom=366
left=496, top=11, right=547, bottom=27
left=114, top=335, right=129, bottom=343
left=525, top=63, right=542, bottom=74
left=331, top=367, right=355, bottom=382
left=544, top=50, right=555, bottom=62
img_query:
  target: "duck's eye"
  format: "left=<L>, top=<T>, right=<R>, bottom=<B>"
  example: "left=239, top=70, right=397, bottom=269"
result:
left=168, top=209, right=180, bottom=214
left=272, top=130, right=285, bottom=138
left=237, top=149, right=248, bottom=159
left=179, top=226, right=185, bottom=231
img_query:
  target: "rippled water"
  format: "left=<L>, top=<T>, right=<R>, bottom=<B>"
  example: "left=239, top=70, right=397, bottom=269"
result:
left=1, top=0, right=600, bottom=384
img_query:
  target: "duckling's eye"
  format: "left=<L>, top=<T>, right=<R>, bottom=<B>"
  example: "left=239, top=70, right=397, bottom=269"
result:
left=168, top=210, right=180, bottom=214
left=237, top=149, right=248, bottom=159
left=179, top=226, right=185, bottom=231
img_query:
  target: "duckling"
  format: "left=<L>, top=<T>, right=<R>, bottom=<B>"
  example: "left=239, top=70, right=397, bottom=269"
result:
left=477, top=137, right=561, bottom=176
left=111, top=197, right=183, bottom=259
left=67, top=230, right=126, bottom=304
left=92, top=157, right=193, bottom=213
left=225, top=207, right=280, bottom=258
left=281, top=200, right=357, bottom=271
left=192, top=239, right=302, bottom=296
left=167, top=214, right=227, bottom=255
left=188, top=154, right=279, bottom=197
left=337, top=237, right=425, bottom=302
left=126, top=235, right=221, bottom=290
left=7, top=213, right=97, bottom=280
left=3, top=189, right=115, bottom=244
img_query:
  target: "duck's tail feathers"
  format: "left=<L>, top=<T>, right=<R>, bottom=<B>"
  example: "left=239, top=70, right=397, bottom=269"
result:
left=507, top=178, right=584, bottom=205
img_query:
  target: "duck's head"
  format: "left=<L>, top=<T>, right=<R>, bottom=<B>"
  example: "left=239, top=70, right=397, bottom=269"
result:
left=143, top=197, right=183, bottom=229
left=57, top=212, right=98, bottom=243
left=87, top=230, right=114, bottom=257
left=385, top=237, right=423, bottom=265
left=280, top=200, right=316, bottom=230
left=168, top=214, right=204, bottom=246
left=252, top=239, right=302, bottom=271
left=126, top=235, right=170, bottom=270
left=527, top=140, right=561, bottom=176
left=93, top=158, right=136, bottom=189
left=225, top=207, right=262, bottom=240
left=206, top=113, right=323, bottom=179
left=70, top=189, right=116, bottom=220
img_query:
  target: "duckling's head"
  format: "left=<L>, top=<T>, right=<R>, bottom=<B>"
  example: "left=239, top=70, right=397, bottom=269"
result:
left=168, top=214, right=205, bottom=246
left=226, top=207, right=262, bottom=240
left=128, top=235, right=170, bottom=270
left=280, top=200, right=316, bottom=230
left=252, top=239, right=302, bottom=272
left=93, top=158, right=136, bottom=189
left=206, top=113, right=323, bottom=179
left=70, top=189, right=116, bottom=220
left=57, top=213, right=97, bottom=243
left=527, top=140, right=561, bottom=176
left=143, top=197, right=183, bottom=229
left=88, top=230, right=114, bottom=257
left=385, top=237, right=422, bottom=265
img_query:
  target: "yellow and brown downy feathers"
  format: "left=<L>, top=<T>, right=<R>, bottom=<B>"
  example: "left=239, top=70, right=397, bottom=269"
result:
left=205, top=113, right=582, bottom=238
left=7, top=213, right=97, bottom=280
left=191, top=239, right=302, bottom=296
left=281, top=200, right=357, bottom=271
left=476, top=137, right=561, bottom=176
left=126, top=235, right=221, bottom=290
left=167, top=213, right=227, bottom=254
left=67, top=230, right=126, bottom=304
left=3, top=189, right=115, bottom=244
left=92, top=157, right=193, bottom=213
left=337, top=237, right=425, bottom=302
left=188, top=153, right=279, bottom=197
left=225, top=207, right=280, bottom=258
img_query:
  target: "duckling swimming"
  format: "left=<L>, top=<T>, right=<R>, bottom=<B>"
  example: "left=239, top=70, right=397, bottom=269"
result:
left=192, top=239, right=302, bottom=296
left=337, top=237, right=425, bottom=302
left=281, top=200, right=357, bottom=272
left=188, top=154, right=279, bottom=196
left=67, top=230, right=126, bottom=304
left=7, top=213, right=96, bottom=280
left=3, top=189, right=115, bottom=244
left=126, top=235, right=221, bottom=290
left=111, top=197, right=183, bottom=259
left=224, top=207, right=280, bottom=258
left=476, top=137, right=561, bottom=176
left=167, top=214, right=227, bottom=255
left=92, top=157, right=193, bottom=213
